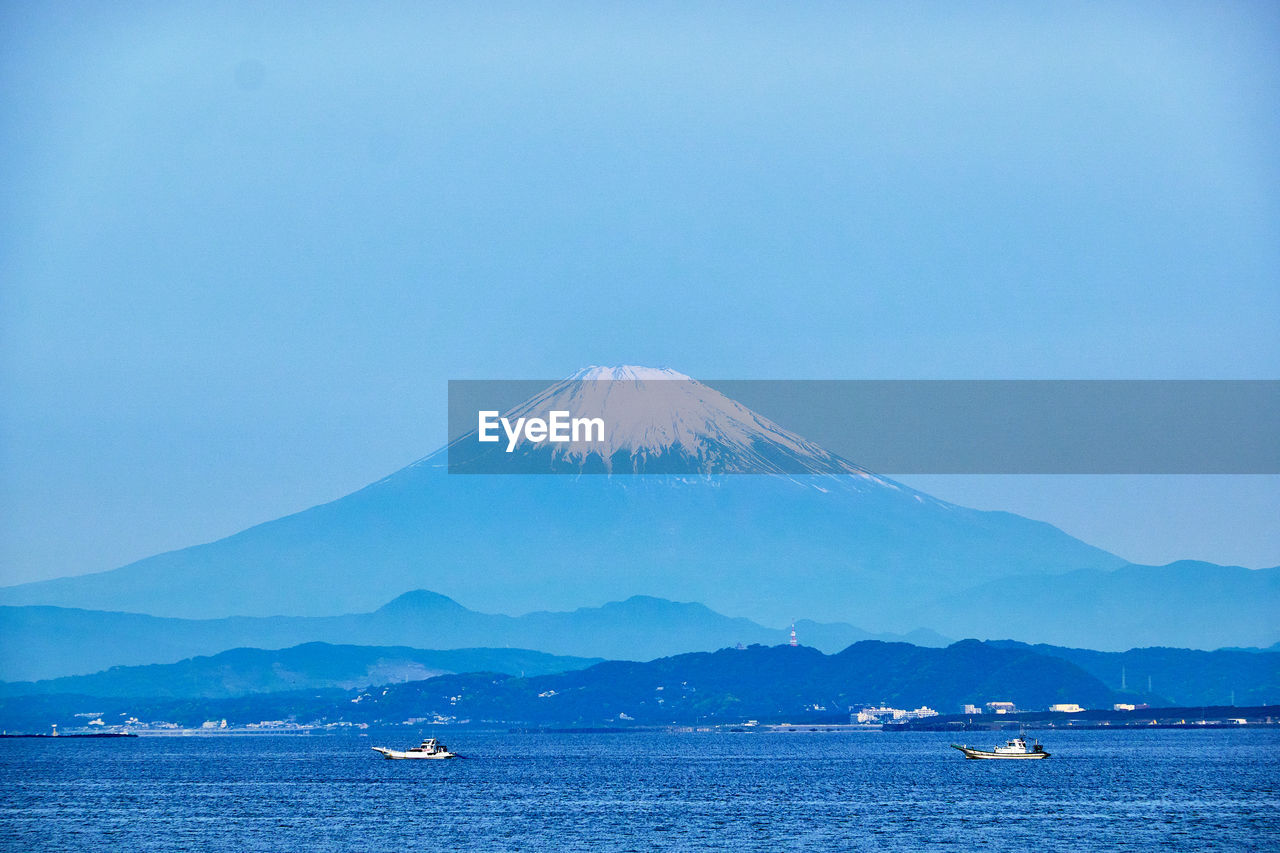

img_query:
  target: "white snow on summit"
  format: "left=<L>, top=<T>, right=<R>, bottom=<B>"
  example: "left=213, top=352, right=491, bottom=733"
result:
left=569, top=365, right=693, bottom=382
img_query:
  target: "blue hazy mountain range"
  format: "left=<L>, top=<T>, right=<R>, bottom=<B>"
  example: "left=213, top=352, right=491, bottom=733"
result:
left=927, top=561, right=1280, bottom=650
left=0, top=368, right=1273, bottom=650
left=4, top=638, right=1271, bottom=710
left=0, top=643, right=603, bottom=700
left=0, top=591, right=947, bottom=682
left=0, top=642, right=1128, bottom=732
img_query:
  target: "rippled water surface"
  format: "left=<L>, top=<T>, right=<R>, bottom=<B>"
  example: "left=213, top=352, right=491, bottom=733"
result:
left=2, top=729, right=1277, bottom=851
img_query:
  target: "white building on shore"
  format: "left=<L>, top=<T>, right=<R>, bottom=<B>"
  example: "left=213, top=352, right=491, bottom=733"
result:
left=855, top=705, right=939, bottom=723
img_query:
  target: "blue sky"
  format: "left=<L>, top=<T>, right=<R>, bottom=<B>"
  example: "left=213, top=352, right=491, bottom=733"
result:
left=2, top=1, right=1277, bottom=585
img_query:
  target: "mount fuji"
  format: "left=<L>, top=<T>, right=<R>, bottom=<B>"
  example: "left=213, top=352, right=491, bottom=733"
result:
left=3, top=365, right=1270, bottom=648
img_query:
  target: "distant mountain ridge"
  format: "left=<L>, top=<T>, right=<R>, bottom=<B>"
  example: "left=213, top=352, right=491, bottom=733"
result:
left=0, top=643, right=602, bottom=700
left=985, top=640, right=1280, bottom=707
left=6, top=633, right=1268, bottom=710
left=0, top=591, right=945, bottom=682
left=0, top=641, right=1124, bottom=731
left=926, top=562, right=1280, bottom=650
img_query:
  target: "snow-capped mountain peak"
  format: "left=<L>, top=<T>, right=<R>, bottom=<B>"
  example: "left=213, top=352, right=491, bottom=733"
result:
left=455, top=365, right=879, bottom=476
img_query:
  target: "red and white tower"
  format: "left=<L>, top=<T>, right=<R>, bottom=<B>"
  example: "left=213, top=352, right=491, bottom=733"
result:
left=789, top=620, right=798, bottom=647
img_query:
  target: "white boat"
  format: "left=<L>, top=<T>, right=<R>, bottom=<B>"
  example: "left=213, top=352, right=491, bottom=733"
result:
left=951, top=736, right=1050, bottom=760
left=371, top=737, right=456, bottom=760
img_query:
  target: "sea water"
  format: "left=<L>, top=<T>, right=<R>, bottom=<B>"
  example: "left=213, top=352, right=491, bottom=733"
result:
left=2, top=729, right=1276, bottom=851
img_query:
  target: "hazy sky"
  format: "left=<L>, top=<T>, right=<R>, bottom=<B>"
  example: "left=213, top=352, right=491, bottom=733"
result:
left=2, top=2, right=1277, bottom=586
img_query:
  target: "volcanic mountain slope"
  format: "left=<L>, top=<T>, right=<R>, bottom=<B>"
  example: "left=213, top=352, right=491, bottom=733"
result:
left=0, top=367, right=1123, bottom=631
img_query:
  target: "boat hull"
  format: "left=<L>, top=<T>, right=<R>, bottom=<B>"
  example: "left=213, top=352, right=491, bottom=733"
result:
left=950, top=744, right=1050, bottom=759
left=371, top=747, right=455, bottom=760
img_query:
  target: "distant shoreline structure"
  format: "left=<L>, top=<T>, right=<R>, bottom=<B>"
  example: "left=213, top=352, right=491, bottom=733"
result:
left=10, top=704, right=1276, bottom=739
left=0, top=732, right=136, bottom=739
